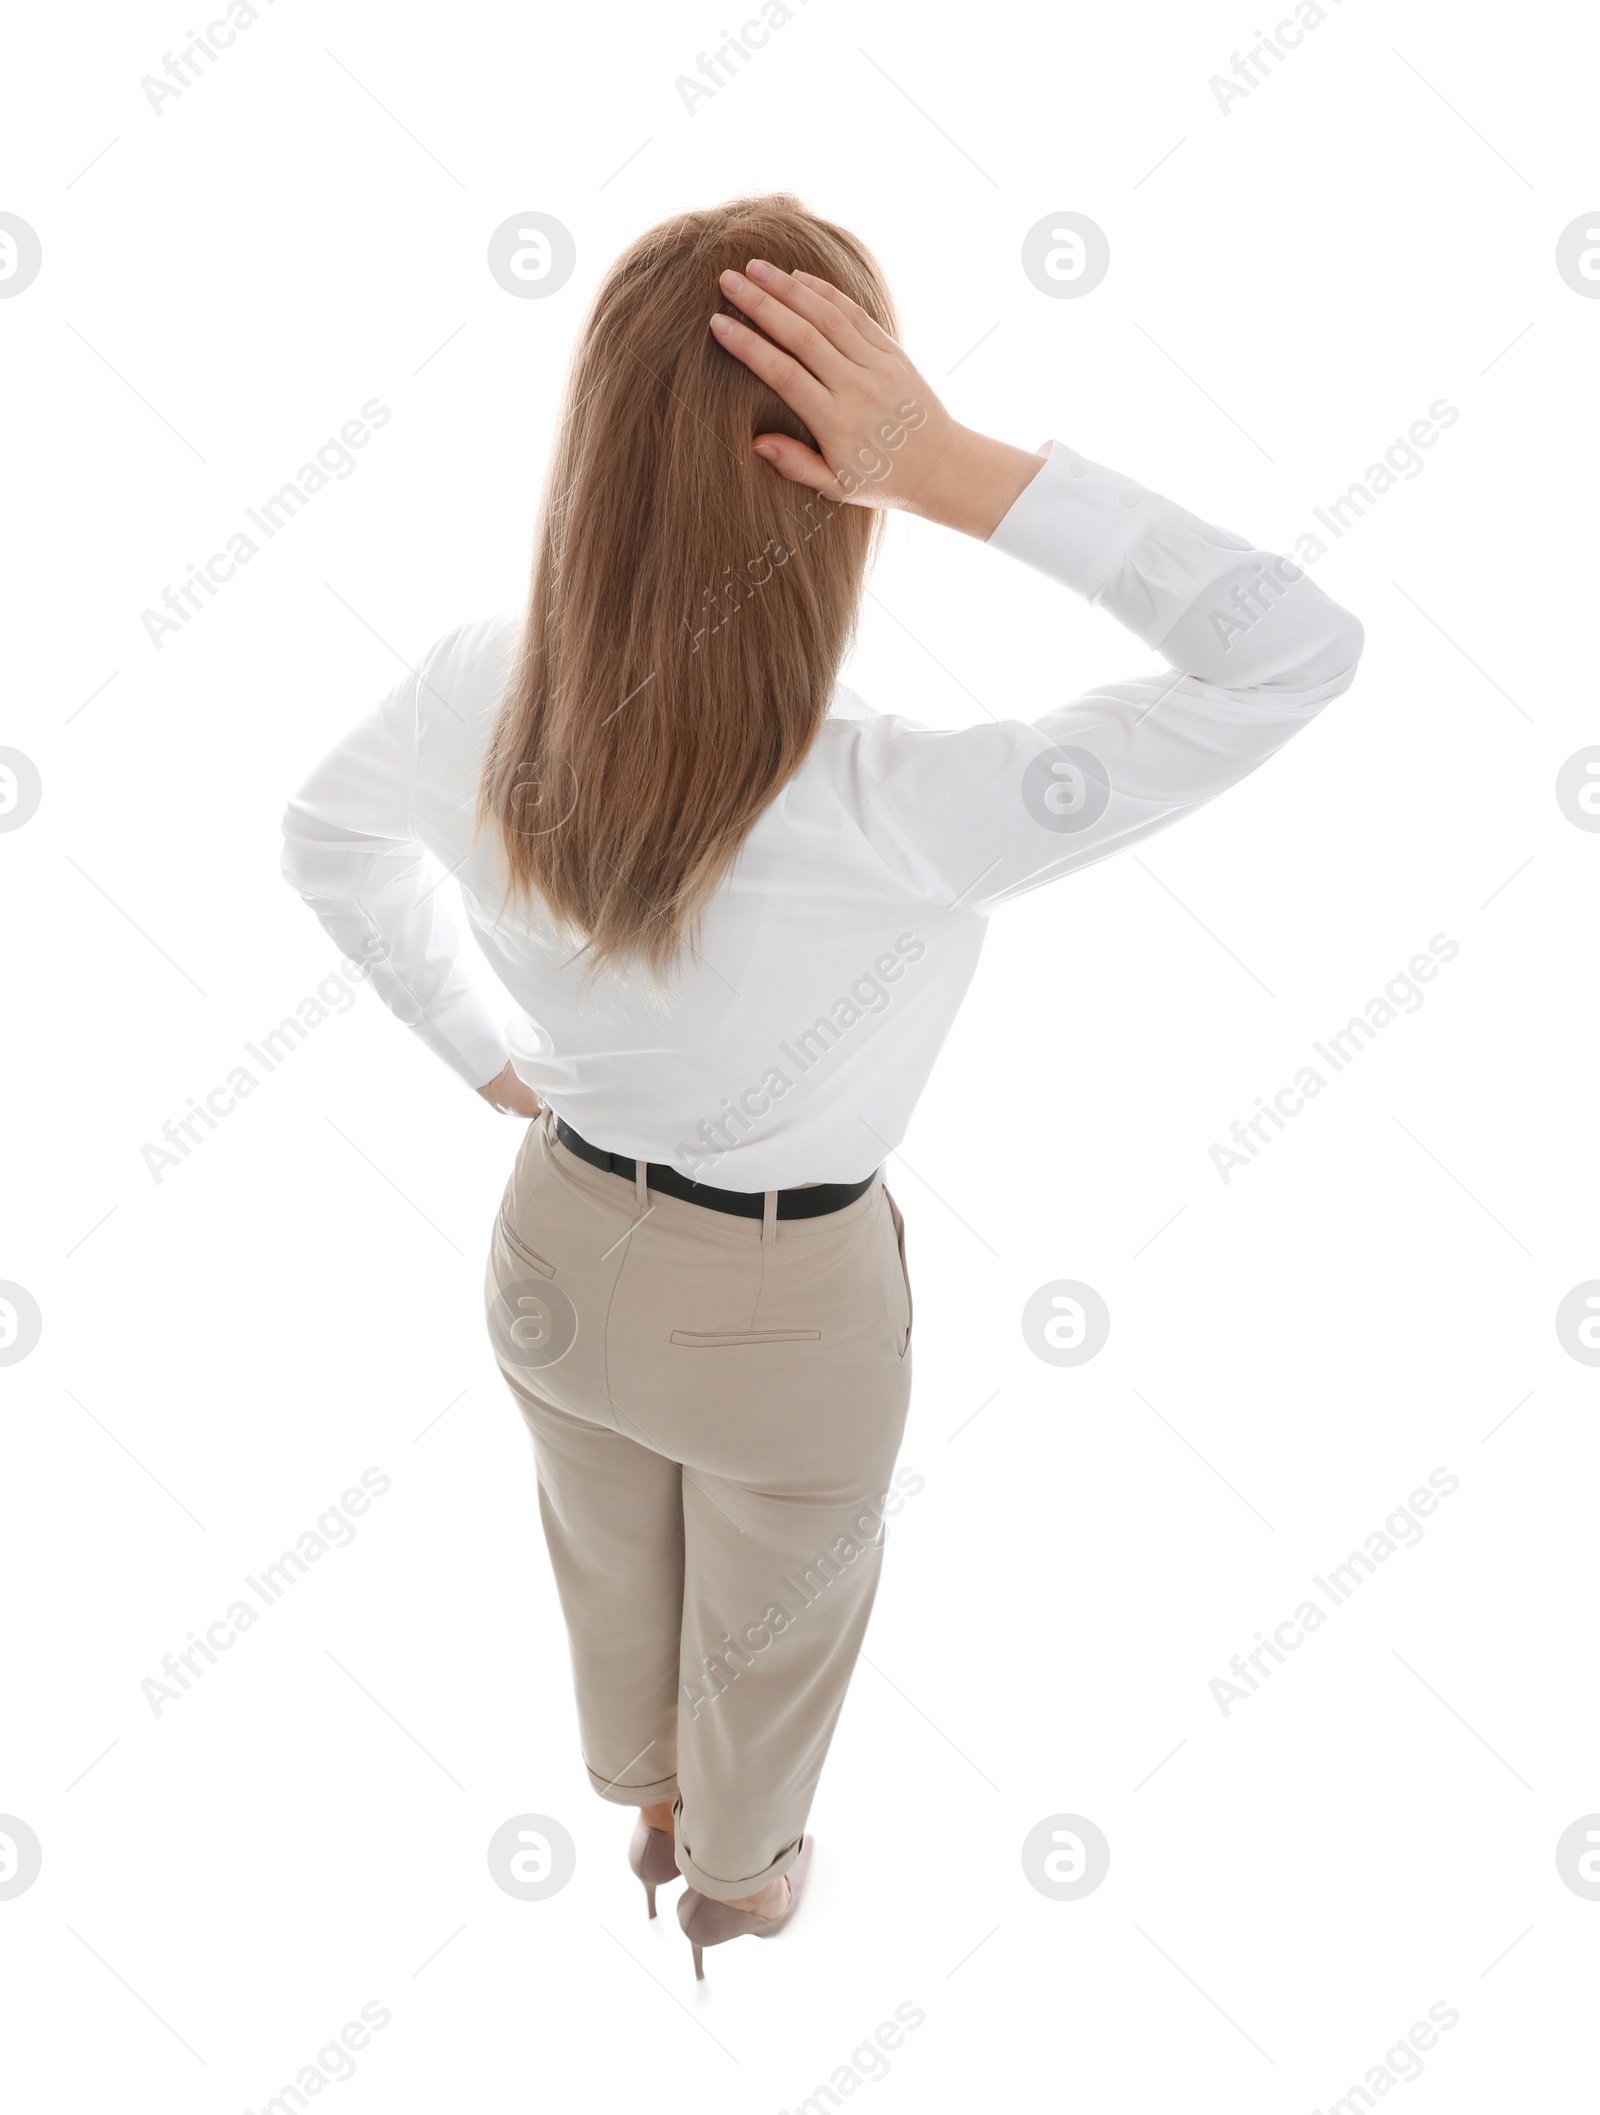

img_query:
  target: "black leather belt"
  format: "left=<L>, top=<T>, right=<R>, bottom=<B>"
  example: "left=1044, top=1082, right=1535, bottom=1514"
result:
left=553, top=1116, right=877, bottom=1220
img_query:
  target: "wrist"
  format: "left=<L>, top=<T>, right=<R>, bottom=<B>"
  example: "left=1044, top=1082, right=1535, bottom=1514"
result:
left=919, top=426, right=1048, bottom=540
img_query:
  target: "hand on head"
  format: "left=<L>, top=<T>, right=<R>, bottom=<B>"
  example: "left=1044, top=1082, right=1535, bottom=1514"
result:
left=710, top=260, right=1042, bottom=538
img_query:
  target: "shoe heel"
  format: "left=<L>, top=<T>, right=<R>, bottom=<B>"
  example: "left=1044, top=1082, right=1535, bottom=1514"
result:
left=629, top=1817, right=680, bottom=1920
left=691, top=1941, right=704, bottom=1981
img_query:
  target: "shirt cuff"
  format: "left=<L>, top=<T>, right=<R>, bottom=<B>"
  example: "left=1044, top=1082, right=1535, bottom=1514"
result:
left=985, top=437, right=1154, bottom=603
left=407, top=986, right=511, bottom=1091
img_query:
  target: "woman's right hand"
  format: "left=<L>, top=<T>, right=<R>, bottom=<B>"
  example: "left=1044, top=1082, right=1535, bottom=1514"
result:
left=710, top=260, right=1046, bottom=540
left=477, top=1062, right=543, bottom=1117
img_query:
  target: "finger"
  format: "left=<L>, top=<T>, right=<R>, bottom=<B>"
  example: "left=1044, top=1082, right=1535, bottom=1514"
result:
left=789, top=269, right=903, bottom=358
left=741, top=260, right=889, bottom=370
left=709, top=310, right=832, bottom=431
left=717, top=267, right=857, bottom=389
left=750, top=431, right=852, bottom=501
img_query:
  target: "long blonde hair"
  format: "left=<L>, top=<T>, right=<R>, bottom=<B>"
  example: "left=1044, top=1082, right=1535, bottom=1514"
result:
left=476, top=192, right=897, bottom=981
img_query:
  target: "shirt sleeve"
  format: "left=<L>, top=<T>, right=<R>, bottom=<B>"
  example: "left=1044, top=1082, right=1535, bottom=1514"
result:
left=279, top=648, right=511, bottom=1091
left=848, top=438, right=1365, bottom=913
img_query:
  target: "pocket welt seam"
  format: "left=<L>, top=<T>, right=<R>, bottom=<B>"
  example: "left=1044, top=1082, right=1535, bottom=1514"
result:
left=498, top=1209, right=556, bottom=1278
left=669, top=1328, right=822, bottom=1347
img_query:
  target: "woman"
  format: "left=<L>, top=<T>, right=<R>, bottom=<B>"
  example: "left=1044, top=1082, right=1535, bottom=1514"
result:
left=280, top=192, right=1363, bottom=1979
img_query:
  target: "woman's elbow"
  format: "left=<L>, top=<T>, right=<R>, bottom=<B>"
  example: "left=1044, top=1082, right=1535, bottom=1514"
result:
left=1323, top=609, right=1365, bottom=698
left=1294, top=605, right=1365, bottom=703
left=1333, top=608, right=1365, bottom=676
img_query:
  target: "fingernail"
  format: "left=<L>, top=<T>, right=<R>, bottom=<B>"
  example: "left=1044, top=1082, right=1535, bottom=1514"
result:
left=754, top=441, right=778, bottom=459
left=793, top=269, right=819, bottom=286
left=710, top=312, right=733, bottom=333
left=746, top=259, right=774, bottom=282
left=720, top=268, right=745, bottom=290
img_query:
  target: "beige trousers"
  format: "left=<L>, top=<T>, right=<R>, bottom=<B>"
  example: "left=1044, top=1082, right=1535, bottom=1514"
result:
left=483, top=1104, right=914, bottom=1902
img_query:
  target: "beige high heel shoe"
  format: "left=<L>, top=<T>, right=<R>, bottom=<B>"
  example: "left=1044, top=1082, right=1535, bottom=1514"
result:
left=628, top=1816, right=681, bottom=1919
left=676, top=1836, right=814, bottom=1979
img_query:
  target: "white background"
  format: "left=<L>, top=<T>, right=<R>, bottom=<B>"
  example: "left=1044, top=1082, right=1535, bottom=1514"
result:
left=3, top=0, right=1598, bottom=2107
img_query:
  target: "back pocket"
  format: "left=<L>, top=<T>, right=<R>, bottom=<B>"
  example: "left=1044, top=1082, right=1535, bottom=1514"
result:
left=497, top=1207, right=556, bottom=1279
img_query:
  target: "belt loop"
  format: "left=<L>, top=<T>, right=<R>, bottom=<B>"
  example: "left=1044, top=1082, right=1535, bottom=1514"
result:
left=761, top=1189, right=778, bottom=1243
left=635, top=1154, right=649, bottom=1216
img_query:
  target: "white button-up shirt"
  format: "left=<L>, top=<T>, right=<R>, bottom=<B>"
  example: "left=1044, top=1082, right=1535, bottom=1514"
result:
left=281, top=439, right=1363, bottom=1187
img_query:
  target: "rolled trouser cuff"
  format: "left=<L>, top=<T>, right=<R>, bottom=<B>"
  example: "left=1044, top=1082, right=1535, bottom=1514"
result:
left=587, top=1761, right=680, bottom=1805
left=672, top=1802, right=804, bottom=1902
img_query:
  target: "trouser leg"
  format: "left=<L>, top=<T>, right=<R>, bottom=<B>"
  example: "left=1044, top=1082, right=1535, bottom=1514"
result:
left=671, top=1463, right=898, bottom=1902
left=503, top=1369, right=685, bottom=1806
